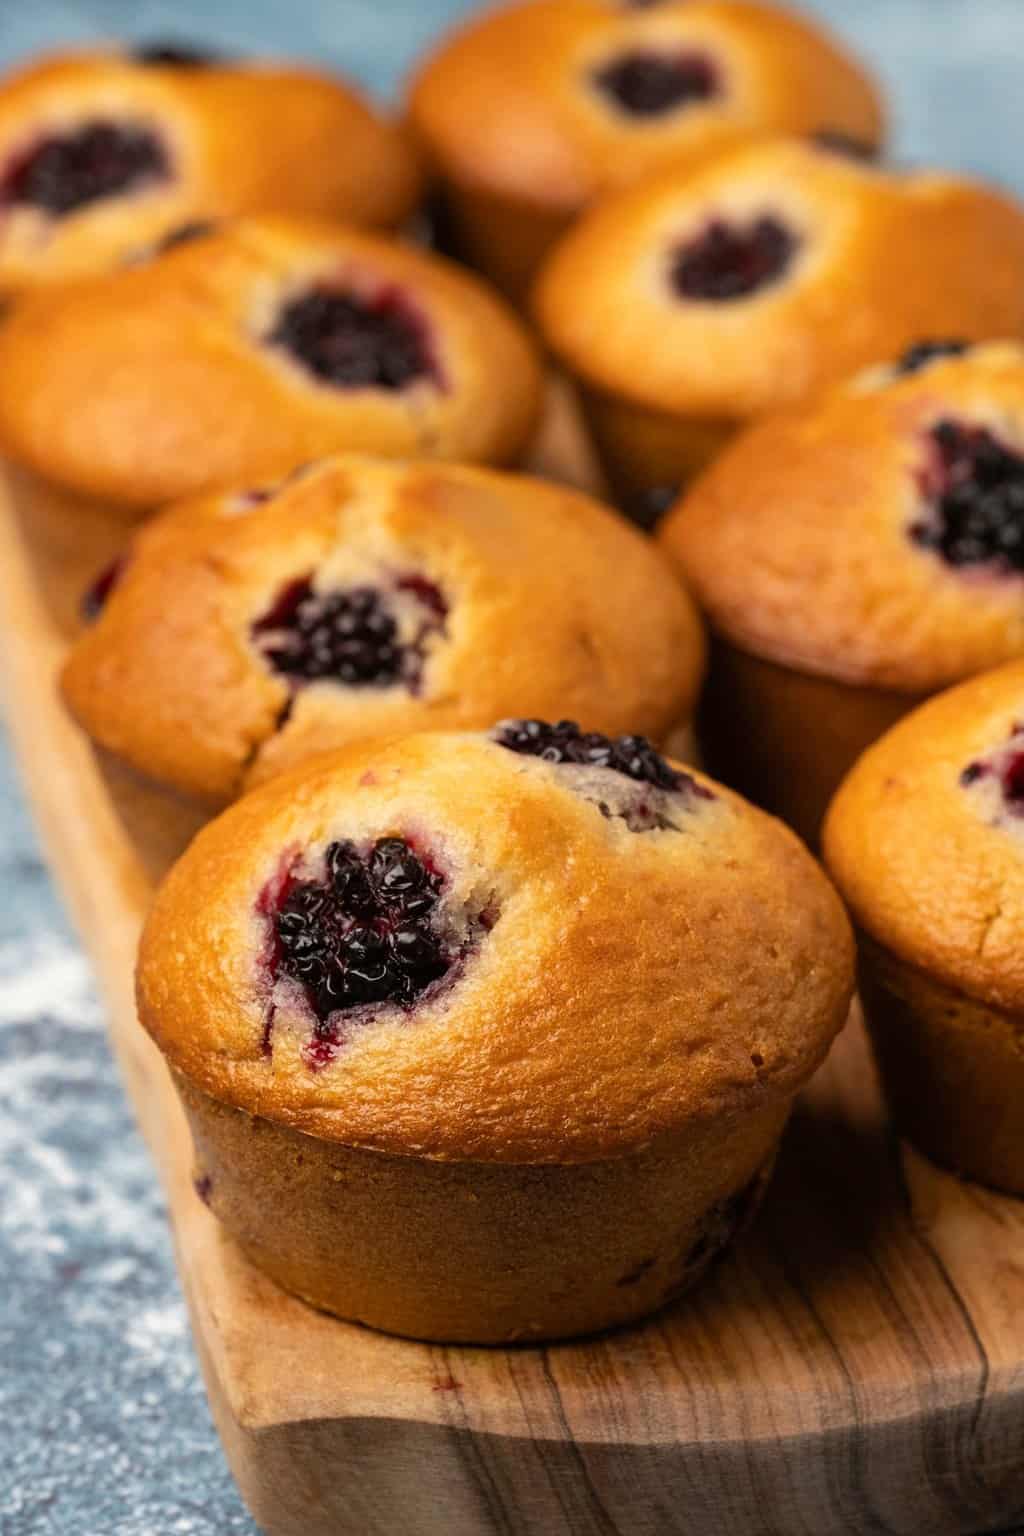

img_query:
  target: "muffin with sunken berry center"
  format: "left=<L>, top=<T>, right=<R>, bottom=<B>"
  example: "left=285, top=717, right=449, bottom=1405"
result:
left=138, top=726, right=852, bottom=1342
left=661, top=340, right=1024, bottom=844
left=60, top=456, right=703, bottom=802
left=408, top=0, right=882, bottom=298
left=534, top=139, right=1024, bottom=522
left=0, top=217, right=542, bottom=510
left=0, top=44, right=420, bottom=290
left=825, top=660, right=1024, bottom=1195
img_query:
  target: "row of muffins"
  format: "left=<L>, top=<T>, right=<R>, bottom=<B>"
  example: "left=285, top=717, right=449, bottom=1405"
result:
left=4, top=142, right=1024, bottom=521
left=2, top=4, right=1020, bottom=1343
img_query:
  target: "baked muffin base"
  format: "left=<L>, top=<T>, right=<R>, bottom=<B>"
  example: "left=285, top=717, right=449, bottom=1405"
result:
left=577, top=385, right=738, bottom=528
left=858, top=935, right=1024, bottom=1197
left=176, top=1071, right=787, bottom=1344
left=698, top=636, right=922, bottom=847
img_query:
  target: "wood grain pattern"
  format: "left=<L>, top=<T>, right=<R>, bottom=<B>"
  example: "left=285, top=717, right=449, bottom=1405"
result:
left=2, top=398, right=1024, bottom=1536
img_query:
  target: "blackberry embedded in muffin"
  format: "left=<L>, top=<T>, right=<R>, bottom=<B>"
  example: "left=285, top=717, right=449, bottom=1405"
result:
left=61, top=456, right=704, bottom=801
left=533, top=139, right=1024, bottom=518
left=0, top=218, right=544, bottom=508
left=0, top=46, right=421, bottom=289
left=408, top=0, right=883, bottom=297
left=660, top=340, right=1024, bottom=843
left=137, top=728, right=853, bottom=1342
left=825, top=660, right=1024, bottom=1195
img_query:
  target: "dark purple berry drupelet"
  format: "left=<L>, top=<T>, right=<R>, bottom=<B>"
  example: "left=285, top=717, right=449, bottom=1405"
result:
left=495, top=719, right=709, bottom=799
left=895, top=339, right=969, bottom=376
left=1, top=122, right=170, bottom=217
left=671, top=217, right=797, bottom=302
left=592, top=51, right=718, bottom=117
left=267, top=286, right=438, bottom=391
left=911, top=420, right=1024, bottom=572
left=252, top=576, right=446, bottom=693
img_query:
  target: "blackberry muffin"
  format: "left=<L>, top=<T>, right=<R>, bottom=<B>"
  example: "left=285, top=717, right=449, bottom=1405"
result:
left=0, top=45, right=421, bottom=290
left=60, top=455, right=705, bottom=802
left=408, top=0, right=882, bottom=299
left=825, top=661, right=1024, bottom=1195
left=533, top=139, right=1024, bottom=521
left=661, top=340, right=1024, bottom=844
left=0, top=217, right=543, bottom=510
left=137, top=726, right=853, bottom=1342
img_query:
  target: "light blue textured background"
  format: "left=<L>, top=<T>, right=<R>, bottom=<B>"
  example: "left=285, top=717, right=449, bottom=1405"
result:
left=2, top=4, right=1024, bottom=1533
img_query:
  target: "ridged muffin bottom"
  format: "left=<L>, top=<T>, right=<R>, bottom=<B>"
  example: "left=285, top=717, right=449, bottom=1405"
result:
left=176, top=1071, right=787, bottom=1344
left=858, top=934, right=1024, bottom=1196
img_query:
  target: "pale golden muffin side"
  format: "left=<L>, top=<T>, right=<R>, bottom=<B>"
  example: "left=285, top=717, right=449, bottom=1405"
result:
left=824, top=662, right=1024, bottom=1193
left=0, top=46, right=421, bottom=289
left=137, top=728, right=853, bottom=1340
left=658, top=340, right=1024, bottom=843
left=407, top=0, right=883, bottom=297
left=0, top=217, right=544, bottom=509
left=61, top=455, right=705, bottom=803
left=532, top=139, right=1024, bottom=510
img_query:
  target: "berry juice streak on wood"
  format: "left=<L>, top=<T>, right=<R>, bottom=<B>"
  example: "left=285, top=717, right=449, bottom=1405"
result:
left=2, top=384, right=1024, bottom=1535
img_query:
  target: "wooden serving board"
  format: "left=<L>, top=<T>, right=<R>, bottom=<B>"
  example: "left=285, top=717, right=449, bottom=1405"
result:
left=3, top=393, right=1024, bottom=1536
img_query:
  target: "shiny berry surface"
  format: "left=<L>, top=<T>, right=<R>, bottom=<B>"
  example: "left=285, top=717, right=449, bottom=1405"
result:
left=1, top=123, right=170, bottom=216
left=671, top=217, right=797, bottom=302
left=911, top=420, right=1024, bottom=571
left=266, top=286, right=437, bottom=391
left=275, top=838, right=449, bottom=1024
left=495, top=719, right=706, bottom=797
left=251, top=576, right=445, bottom=692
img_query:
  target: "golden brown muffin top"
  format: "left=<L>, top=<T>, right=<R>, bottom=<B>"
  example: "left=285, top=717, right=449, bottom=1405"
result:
left=660, top=342, right=1024, bottom=692
left=0, top=216, right=543, bottom=507
left=533, top=139, right=1024, bottom=420
left=138, top=729, right=853, bottom=1163
left=825, top=660, right=1024, bottom=1012
left=62, top=455, right=705, bottom=802
left=409, top=1, right=882, bottom=212
left=0, top=47, right=421, bottom=288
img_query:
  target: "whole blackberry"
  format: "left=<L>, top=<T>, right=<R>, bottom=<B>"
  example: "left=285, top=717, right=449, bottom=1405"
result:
left=1, top=123, right=170, bottom=216
left=266, top=286, right=436, bottom=391
left=251, top=576, right=446, bottom=691
left=895, top=339, right=969, bottom=376
left=273, top=838, right=451, bottom=1032
left=911, top=420, right=1024, bottom=571
left=592, top=51, right=718, bottom=117
left=671, top=217, right=797, bottom=302
left=495, top=719, right=703, bottom=796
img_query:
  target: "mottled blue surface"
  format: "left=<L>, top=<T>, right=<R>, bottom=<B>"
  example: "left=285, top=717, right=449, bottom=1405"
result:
left=3, top=2, right=1024, bottom=1532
